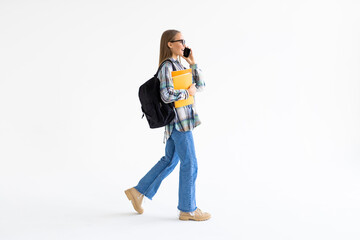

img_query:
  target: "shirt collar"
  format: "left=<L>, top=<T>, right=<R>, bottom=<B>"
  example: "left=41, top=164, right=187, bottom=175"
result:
left=169, top=57, right=179, bottom=63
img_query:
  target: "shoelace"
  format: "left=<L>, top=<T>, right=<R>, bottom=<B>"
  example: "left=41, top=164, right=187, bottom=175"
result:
left=189, top=208, right=202, bottom=216
left=178, top=208, right=204, bottom=217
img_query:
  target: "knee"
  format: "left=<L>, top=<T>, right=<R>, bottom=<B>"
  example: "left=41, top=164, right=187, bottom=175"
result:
left=160, top=155, right=179, bottom=165
left=160, top=156, right=170, bottom=163
left=181, top=158, right=198, bottom=171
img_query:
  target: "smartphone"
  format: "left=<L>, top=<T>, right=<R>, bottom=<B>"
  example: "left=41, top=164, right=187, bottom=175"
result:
left=183, top=47, right=191, bottom=58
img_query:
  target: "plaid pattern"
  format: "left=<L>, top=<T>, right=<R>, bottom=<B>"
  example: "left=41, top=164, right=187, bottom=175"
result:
left=158, top=57, right=205, bottom=143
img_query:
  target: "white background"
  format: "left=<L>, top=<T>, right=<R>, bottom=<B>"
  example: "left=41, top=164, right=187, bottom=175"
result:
left=1, top=0, right=359, bottom=239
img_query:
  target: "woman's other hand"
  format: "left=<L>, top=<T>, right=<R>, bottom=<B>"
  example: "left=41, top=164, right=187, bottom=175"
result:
left=187, top=83, right=197, bottom=96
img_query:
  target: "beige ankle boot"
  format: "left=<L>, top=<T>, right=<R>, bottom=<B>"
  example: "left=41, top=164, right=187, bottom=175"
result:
left=124, top=187, right=144, bottom=214
left=179, top=208, right=211, bottom=221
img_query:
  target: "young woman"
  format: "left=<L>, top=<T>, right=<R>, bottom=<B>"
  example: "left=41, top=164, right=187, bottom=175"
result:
left=125, top=29, right=210, bottom=221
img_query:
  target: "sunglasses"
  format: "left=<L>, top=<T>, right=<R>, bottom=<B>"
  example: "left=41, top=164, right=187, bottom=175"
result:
left=169, top=39, right=185, bottom=45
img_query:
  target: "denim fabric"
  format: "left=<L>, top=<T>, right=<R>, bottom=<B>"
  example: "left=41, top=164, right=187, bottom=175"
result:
left=134, top=128, right=198, bottom=212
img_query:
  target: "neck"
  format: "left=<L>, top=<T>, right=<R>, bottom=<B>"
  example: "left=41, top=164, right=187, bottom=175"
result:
left=171, top=55, right=178, bottom=61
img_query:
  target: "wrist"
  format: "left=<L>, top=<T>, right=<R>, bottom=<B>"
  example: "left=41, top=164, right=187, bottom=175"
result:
left=186, top=59, right=195, bottom=65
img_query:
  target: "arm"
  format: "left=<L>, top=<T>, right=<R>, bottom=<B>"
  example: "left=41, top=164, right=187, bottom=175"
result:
left=159, top=62, right=189, bottom=104
left=190, top=63, right=205, bottom=92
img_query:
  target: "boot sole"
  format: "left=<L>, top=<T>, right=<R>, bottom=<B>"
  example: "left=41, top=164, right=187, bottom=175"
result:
left=124, top=189, right=144, bottom=214
left=179, top=216, right=211, bottom=221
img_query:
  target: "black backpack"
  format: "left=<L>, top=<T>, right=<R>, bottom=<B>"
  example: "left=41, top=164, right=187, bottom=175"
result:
left=139, top=59, right=177, bottom=128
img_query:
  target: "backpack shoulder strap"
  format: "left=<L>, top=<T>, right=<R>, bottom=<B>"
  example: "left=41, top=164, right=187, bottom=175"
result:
left=155, top=59, right=177, bottom=77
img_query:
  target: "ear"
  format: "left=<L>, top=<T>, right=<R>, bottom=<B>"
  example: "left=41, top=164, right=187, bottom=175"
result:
left=167, top=42, right=172, bottom=49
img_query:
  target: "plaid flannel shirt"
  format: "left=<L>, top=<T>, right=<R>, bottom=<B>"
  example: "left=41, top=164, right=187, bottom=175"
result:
left=158, top=57, right=205, bottom=143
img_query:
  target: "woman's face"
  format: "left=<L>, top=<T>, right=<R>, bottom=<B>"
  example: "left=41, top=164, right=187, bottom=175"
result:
left=168, top=33, right=186, bottom=57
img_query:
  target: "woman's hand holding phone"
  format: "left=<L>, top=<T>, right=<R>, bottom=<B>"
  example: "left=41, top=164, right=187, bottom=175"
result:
left=181, top=45, right=196, bottom=65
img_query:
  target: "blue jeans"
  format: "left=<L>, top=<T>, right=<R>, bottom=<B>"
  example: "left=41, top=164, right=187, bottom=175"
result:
left=134, top=128, right=198, bottom=212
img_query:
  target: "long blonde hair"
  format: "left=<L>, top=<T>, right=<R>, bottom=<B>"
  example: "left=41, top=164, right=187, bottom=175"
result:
left=158, top=29, right=182, bottom=67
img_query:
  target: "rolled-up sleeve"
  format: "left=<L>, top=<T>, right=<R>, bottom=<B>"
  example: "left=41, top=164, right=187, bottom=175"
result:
left=159, top=62, right=189, bottom=104
left=190, top=64, right=205, bottom=92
